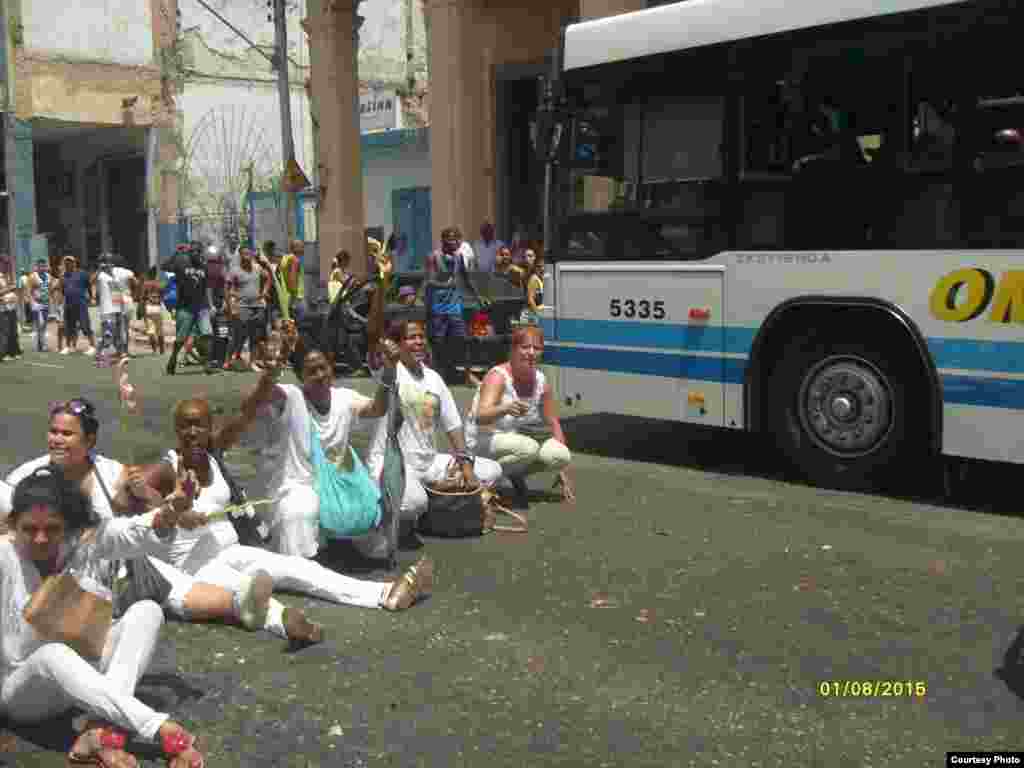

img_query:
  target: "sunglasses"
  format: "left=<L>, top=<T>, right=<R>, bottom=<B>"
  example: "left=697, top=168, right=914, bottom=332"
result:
left=49, top=399, right=96, bottom=418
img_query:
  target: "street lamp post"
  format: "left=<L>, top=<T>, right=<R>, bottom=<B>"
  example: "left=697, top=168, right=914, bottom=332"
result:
left=536, top=44, right=566, bottom=262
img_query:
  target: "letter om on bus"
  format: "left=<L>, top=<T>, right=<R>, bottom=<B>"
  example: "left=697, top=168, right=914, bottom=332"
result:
left=930, top=268, right=1024, bottom=324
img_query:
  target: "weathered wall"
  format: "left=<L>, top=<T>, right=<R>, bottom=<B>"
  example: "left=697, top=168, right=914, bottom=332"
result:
left=15, top=54, right=162, bottom=125
left=22, top=0, right=156, bottom=66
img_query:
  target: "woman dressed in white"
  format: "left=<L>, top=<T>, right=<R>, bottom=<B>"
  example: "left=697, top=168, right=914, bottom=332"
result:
left=130, top=394, right=433, bottom=646
left=1, top=465, right=207, bottom=768
left=4, top=398, right=269, bottom=631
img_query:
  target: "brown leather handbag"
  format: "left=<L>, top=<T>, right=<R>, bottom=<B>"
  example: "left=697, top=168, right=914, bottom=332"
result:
left=22, top=531, right=114, bottom=660
left=420, top=463, right=527, bottom=537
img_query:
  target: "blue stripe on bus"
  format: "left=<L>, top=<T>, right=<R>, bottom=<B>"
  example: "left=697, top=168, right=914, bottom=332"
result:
left=544, top=345, right=745, bottom=384
left=545, top=343, right=1024, bottom=410
left=542, top=317, right=757, bottom=354
left=939, top=375, right=1024, bottom=410
left=541, top=317, right=1024, bottom=374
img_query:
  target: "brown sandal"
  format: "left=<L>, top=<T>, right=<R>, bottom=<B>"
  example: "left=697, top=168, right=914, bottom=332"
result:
left=67, top=725, right=128, bottom=767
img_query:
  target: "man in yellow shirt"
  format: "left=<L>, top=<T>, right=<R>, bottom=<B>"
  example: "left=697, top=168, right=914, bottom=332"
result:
left=279, top=239, right=305, bottom=323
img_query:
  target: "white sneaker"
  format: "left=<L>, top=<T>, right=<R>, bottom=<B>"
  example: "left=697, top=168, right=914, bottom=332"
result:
left=59, top=348, right=71, bottom=355
left=83, top=347, right=96, bottom=356
left=236, top=569, right=273, bottom=630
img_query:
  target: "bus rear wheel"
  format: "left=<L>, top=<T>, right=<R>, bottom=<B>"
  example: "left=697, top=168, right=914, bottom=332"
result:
left=768, top=336, right=912, bottom=492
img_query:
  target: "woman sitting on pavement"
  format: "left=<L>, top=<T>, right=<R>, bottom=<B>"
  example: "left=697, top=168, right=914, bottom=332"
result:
left=239, top=321, right=434, bottom=573
left=4, top=399, right=272, bottom=634
left=1, top=466, right=207, bottom=768
left=465, top=324, right=575, bottom=504
left=125, top=394, right=431, bottom=646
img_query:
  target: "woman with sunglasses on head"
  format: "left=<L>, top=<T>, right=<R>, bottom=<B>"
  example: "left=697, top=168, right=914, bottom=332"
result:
left=0, top=466, right=207, bottom=768
left=3, top=399, right=274, bottom=635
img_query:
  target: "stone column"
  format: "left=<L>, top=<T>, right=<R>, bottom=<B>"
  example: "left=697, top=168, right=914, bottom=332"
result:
left=427, top=0, right=495, bottom=243
left=305, top=0, right=366, bottom=280
left=158, top=116, right=180, bottom=265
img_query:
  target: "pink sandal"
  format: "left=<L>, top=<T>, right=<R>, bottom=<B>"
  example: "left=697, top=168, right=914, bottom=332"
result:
left=161, top=727, right=205, bottom=768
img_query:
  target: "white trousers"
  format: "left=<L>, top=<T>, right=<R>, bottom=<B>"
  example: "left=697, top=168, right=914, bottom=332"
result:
left=272, top=483, right=322, bottom=558
left=399, top=454, right=503, bottom=522
left=0, top=601, right=168, bottom=741
left=187, top=543, right=390, bottom=609
left=475, top=432, right=572, bottom=479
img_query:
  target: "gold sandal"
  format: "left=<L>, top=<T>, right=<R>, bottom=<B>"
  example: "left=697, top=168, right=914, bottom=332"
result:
left=382, top=557, right=434, bottom=611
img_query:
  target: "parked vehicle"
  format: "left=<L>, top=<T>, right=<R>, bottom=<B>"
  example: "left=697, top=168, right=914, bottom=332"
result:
left=303, top=271, right=528, bottom=376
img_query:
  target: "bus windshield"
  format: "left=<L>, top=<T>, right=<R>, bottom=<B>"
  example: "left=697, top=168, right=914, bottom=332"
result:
left=559, top=0, right=1024, bottom=258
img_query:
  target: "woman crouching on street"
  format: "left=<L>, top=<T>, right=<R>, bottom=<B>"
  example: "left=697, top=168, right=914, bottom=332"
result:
left=4, top=398, right=273, bottom=633
left=365, top=318, right=504, bottom=535
left=465, top=324, right=574, bottom=504
left=0, top=466, right=206, bottom=768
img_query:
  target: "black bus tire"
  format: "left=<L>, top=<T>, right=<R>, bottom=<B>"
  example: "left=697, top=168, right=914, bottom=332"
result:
left=767, top=335, right=915, bottom=492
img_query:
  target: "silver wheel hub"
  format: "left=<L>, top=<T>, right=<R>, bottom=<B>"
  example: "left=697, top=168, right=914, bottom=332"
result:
left=797, top=356, right=894, bottom=458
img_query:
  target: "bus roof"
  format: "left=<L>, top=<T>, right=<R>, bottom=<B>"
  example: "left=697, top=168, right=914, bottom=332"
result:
left=563, top=0, right=967, bottom=71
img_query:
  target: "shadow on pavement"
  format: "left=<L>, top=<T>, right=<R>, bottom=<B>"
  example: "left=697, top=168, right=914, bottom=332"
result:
left=558, top=411, right=1014, bottom=515
left=560, top=412, right=771, bottom=476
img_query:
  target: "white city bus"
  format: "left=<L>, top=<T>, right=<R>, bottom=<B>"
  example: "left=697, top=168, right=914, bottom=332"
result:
left=543, top=0, right=1024, bottom=491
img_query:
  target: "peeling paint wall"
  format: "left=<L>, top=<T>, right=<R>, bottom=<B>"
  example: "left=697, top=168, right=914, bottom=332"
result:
left=17, top=55, right=162, bottom=124
left=23, top=0, right=156, bottom=66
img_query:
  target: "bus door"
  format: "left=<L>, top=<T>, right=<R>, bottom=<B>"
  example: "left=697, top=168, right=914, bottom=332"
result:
left=551, top=262, right=725, bottom=424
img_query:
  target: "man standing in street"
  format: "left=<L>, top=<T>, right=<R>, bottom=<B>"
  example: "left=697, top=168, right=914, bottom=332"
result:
left=17, top=269, right=30, bottom=330
left=423, top=226, right=487, bottom=385
left=226, top=246, right=268, bottom=371
left=473, top=221, right=504, bottom=274
left=279, top=239, right=305, bottom=324
left=94, top=256, right=131, bottom=363
left=26, top=259, right=51, bottom=352
left=61, top=255, right=96, bottom=355
left=165, top=241, right=218, bottom=375
left=0, top=254, right=22, bottom=361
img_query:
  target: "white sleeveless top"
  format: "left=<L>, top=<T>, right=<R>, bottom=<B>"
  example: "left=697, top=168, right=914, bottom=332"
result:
left=465, top=365, right=546, bottom=451
left=153, top=449, right=237, bottom=575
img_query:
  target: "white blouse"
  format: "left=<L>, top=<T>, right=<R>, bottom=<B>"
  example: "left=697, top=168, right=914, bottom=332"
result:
left=152, top=450, right=236, bottom=575
left=465, top=365, right=547, bottom=451
left=0, top=513, right=169, bottom=684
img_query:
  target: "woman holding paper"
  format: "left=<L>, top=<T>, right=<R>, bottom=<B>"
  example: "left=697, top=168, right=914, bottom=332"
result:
left=1, top=465, right=207, bottom=768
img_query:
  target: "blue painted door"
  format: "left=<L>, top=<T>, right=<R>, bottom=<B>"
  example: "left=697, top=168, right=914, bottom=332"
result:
left=391, top=187, right=431, bottom=272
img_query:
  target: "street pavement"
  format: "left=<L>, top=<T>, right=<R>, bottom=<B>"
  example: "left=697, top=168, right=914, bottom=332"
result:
left=1, top=341, right=1023, bottom=767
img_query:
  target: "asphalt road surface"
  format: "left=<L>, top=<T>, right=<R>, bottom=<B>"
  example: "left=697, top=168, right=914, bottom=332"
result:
left=0, top=343, right=1022, bottom=767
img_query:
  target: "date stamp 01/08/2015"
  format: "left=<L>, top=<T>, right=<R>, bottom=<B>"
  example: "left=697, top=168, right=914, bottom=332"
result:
left=817, top=680, right=927, bottom=698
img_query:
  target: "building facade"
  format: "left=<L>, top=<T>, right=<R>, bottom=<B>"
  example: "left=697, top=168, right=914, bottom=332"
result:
left=1, top=0, right=181, bottom=272
left=303, top=0, right=660, bottom=279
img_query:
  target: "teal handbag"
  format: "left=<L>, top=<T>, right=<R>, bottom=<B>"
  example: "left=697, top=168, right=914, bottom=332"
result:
left=309, top=417, right=382, bottom=539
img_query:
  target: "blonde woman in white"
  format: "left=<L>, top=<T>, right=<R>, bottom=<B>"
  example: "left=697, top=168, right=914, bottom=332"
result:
left=465, top=324, right=575, bottom=503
